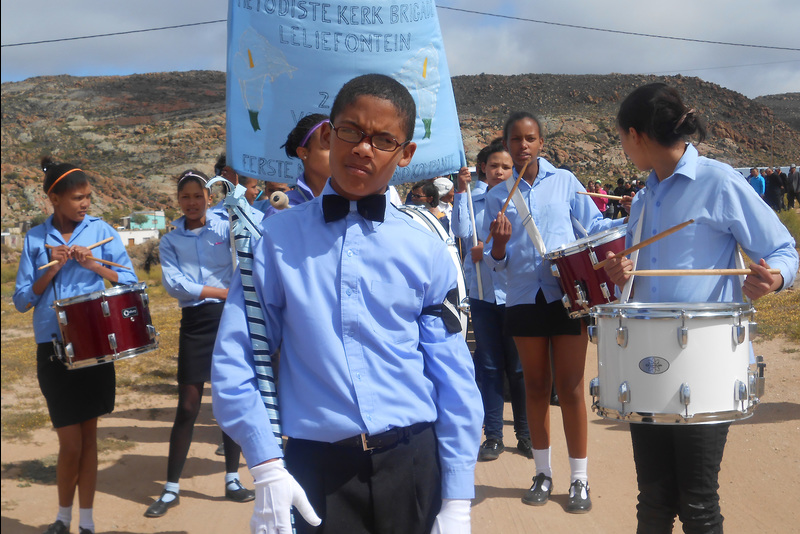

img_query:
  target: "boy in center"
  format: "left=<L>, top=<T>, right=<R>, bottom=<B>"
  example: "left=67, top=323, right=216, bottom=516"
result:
left=212, top=73, right=483, bottom=534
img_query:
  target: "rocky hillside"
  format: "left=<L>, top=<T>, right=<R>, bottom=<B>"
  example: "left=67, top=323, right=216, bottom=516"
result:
left=2, top=70, right=798, bottom=229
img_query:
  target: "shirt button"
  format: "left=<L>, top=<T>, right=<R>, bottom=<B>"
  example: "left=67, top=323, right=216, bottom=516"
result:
left=347, top=250, right=354, bottom=257
left=366, top=414, right=372, bottom=421
left=652, top=230, right=657, bottom=235
left=651, top=257, right=657, bottom=264
left=356, top=372, right=361, bottom=380
left=346, top=289, right=352, bottom=296
left=656, top=201, right=661, bottom=207
left=651, top=287, right=657, bottom=293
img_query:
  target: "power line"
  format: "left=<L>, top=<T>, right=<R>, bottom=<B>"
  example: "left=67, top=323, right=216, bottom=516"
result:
left=1, top=20, right=225, bottom=48
left=437, top=5, right=800, bottom=52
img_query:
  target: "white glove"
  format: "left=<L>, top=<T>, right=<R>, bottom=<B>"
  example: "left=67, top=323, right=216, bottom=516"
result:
left=250, top=461, right=322, bottom=534
left=430, top=498, right=471, bottom=534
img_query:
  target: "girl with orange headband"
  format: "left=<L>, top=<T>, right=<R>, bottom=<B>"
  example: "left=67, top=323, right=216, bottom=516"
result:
left=14, top=157, right=137, bottom=534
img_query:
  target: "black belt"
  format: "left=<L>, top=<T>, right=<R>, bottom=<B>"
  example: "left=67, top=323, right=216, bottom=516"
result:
left=332, top=422, right=432, bottom=452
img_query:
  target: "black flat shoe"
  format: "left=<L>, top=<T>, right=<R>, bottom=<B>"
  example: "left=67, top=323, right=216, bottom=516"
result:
left=79, top=528, right=94, bottom=534
left=567, top=480, right=592, bottom=514
left=477, top=438, right=505, bottom=462
left=522, top=473, right=553, bottom=506
left=43, top=520, right=69, bottom=534
left=516, top=437, right=534, bottom=459
left=145, top=490, right=180, bottom=518
left=225, top=479, right=256, bottom=503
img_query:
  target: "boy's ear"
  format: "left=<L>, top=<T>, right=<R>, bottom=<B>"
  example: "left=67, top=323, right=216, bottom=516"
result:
left=319, top=122, right=332, bottom=150
left=397, top=142, right=417, bottom=168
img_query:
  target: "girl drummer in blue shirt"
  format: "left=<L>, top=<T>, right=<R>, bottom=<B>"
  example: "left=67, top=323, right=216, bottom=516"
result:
left=484, top=112, right=625, bottom=513
left=14, top=157, right=137, bottom=534
left=144, top=170, right=255, bottom=518
left=604, top=82, right=798, bottom=534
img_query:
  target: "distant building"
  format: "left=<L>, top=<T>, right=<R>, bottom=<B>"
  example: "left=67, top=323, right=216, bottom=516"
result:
left=121, top=210, right=166, bottom=231
left=117, top=229, right=160, bottom=247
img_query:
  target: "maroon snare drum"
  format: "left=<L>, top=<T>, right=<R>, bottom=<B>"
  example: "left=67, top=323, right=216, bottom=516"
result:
left=543, top=225, right=627, bottom=318
left=52, top=283, right=158, bottom=369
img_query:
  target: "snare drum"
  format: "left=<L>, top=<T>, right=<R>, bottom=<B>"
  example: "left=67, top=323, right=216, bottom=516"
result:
left=53, top=283, right=158, bottom=369
left=397, top=205, right=469, bottom=337
left=544, top=225, right=627, bottom=317
left=588, top=302, right=764, bottom=424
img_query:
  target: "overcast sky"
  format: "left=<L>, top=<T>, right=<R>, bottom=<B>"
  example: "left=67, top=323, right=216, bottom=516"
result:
left=2, top=1, right=798, bottom=99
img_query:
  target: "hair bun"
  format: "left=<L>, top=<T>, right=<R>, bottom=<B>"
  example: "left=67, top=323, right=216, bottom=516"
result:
left=40, top=155, right=57, bottom=172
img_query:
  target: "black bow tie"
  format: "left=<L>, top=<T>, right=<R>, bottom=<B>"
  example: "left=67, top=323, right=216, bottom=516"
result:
left=322, top=194, right=386, bottom=223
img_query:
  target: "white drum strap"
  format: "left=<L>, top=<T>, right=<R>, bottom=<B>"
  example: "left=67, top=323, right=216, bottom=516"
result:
left=465, top=184, right=484, bottom=301
left=620, top=204, right=644, bottom=304
left=505, top=177, right=547, bottom=256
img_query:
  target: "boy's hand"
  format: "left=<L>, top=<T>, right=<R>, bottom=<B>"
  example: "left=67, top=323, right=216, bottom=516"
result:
left=430, top=499, right=471, bottom=534
left=456, top=167, right=471, bottom=193
left=47, top=245, right=70, bottom=273
left=250, top=461, right=321, bottom=534
left=743, top=259, right=783, bottom=300
left=470, top=242, right=484, bottom=264
left=603, top=250, right=633, bottom=288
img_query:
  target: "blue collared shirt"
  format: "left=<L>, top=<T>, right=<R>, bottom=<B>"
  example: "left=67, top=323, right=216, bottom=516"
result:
left=212, top=183, right=483, bottom=499
left=627, top=144, right=797, bottom=302
left=14, top=215, right=138, bottom=344
left=482, top=158, right=623, bottom=306
left=748, top=174, right=765, bottom=197
left=159, top=210, right=235, bottom=307
left=452, top=190, right=507, bottom=304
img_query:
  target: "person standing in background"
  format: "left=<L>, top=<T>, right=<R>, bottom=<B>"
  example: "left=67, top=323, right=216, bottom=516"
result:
left=786, top=164, right=799, bottom=209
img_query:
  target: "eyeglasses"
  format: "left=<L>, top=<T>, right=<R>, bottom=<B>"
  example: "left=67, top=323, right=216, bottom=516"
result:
left=330, top=123, right=408, bottom=152
left=411, top=193, right=429, bottom=199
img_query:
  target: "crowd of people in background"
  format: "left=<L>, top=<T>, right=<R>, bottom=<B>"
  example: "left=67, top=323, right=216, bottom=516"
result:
left=743, top=164, right=799, bottom=212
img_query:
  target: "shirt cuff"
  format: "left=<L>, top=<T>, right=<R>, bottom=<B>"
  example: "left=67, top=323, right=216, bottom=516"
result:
left=440, top=464, right=477, bottom=500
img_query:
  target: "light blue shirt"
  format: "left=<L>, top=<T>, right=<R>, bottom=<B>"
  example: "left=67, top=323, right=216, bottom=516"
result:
left=14, top=215, right=137, bottom=344
left=483, top=158, right=623, bottom=307
left=159, top=210, right=235, bottom=308
left=212, top=183, right=483, bottom=499
left=262, top=173, right=315, bottom=218
left=627, top=144, right=797, bottom=302
left=452, top=190, right=507, bottom=304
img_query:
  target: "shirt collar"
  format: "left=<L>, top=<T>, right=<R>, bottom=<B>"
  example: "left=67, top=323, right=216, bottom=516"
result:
left=647, top=143, right=698, bottom=188
left=44, top=214, right=96, bottom=244
left=513, top=157, right=556, bottom=190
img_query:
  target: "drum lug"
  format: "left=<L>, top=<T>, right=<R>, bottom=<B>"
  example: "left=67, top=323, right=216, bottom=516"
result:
left=679, top=383, right=691, bottom=418
left=618, top=381, right=630, bottom=412
left=58, top=310, right=68, bottom=325
left=147, top=324, right=158, bottom=341
left=734, top=379, right=748, bottom=412
left=748, top=321, right=758, bottom=338
left=550, top=263, right=560, bottom=278
left=101, top=300, right=110, bottom=317
left=458, top=297, right=471, bottom=314
left=561, top=294, right=571, bottom=310
left=108, top=333, right=118, bottom=354
left=678, top=311, right=688, bottom=348
left=616, top=326, right=628, bottom=348
left=574, top=283, right=587, bottom=308
left=589, top=249, right=599, bottom=265
left=750, top=355, right=766, bottom=400
left=589, top=377, right=599, bottom=398
left=142, top=292, right=150, bottom=308
left=587, top=324, right=598, bottom=344
left=599, top=282, right=611, bottom=301
left=733, top=324, right=746, bottom=345
left=65, top=343, right=75, bottom=364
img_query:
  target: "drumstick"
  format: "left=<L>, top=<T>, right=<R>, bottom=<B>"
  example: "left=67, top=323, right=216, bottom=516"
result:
left=485, top=159, right=531, bottom=245
left=626, top=268, right=781, bottom=276
left=578, top=191, right=624, bottom=201
left=39, top=236, right=118, bottom=270
left=593, top=219, right=695, bottom=271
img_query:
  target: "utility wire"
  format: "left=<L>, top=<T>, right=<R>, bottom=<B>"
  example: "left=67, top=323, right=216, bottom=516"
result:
left=437, top=5, right=800, bottom=52
left=1, top=20, right=225, bottom=48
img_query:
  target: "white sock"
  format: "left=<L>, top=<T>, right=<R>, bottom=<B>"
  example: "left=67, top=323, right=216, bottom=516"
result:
left=532, top=447, right=552, bottom=478
left=56, top=505, right=72, bottom=526
left=225, top=472, right=240, bottom=487
left=161, top=481, right=180, bottom=503
left=78, top=508, right=94, bottom=532
left=569, top=456, right=588, bottom=485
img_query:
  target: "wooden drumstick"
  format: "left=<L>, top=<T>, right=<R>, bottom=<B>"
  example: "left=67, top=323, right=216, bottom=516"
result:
left=593, top=219, right=695, bottom=271
left=626, top=268, right=781, bottom=276
left=578, top=191, right=624, bottom=201
left=39, top=236, right=118, bottom=270
left=485, top=159, right=531, bottom=245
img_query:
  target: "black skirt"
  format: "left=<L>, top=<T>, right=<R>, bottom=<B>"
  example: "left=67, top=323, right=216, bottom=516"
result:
left=504, top=289, right=583, bottom=337
left=177, top=302, right=224, bottom=384
left=37, top=342, right=116, bottom=428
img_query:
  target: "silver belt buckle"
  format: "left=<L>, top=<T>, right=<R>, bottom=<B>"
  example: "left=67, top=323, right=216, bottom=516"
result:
left=360, top=433, right=375, bottom=452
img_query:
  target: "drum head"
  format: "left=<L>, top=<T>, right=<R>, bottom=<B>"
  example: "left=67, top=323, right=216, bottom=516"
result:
left=592, top=301, right=754, bottom=319
left=54, top=282, right=147, bottom=308
left=544, top=224, right=627, bottom=260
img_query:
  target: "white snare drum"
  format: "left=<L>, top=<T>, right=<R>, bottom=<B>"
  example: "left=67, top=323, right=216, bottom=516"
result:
left=397, top=205, right=469, bottom=337
left=588, top=302, right=764, bottom=424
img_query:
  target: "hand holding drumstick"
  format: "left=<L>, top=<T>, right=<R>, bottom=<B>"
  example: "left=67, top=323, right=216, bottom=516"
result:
left=40, top=236, right=130, bottom=271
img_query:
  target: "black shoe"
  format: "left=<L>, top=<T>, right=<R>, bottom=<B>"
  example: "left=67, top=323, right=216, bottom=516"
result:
left=516, top=437, right=534, bottom=459
left=145, top=490, right=180, bottom=518
left=522, top=473, right=553, bottom=506
left=215, top=441, right=225, bottom=456
left=43, top=520, right=69, bottom=534
left=477, top=437, right=505, bottom=462
left=78, top=528, right=94, bottom=534
left=225, top=479, right=256, bottom=503
left=567, top=480, right=592, bottom=513
left=550, top=394, right=560, bottom=406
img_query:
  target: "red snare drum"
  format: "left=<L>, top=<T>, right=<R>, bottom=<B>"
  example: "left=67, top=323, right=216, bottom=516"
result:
left=53, top=283, right=158, bottom=369
left=543, top=225, right=627, bottom=318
